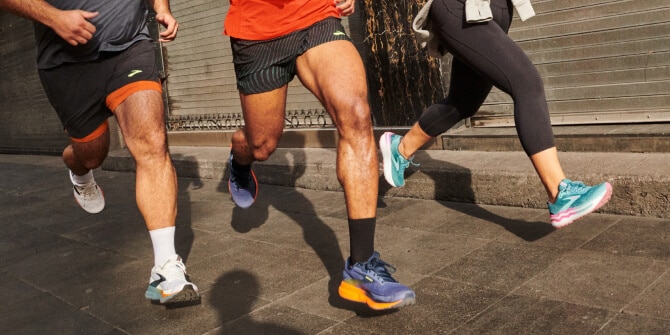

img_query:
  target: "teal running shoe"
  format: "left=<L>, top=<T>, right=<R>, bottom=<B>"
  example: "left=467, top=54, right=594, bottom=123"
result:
left=548, top=179, right=612, bottom=228
left=228, top=154, right=258, bottom=208
left=379, top=132, right=417, bottom=187
left=338, top=251, right=416, bottom=310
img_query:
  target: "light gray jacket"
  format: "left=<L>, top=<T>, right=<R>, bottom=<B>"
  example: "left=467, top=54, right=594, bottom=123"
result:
left=413, top=0, right=535, bottom=57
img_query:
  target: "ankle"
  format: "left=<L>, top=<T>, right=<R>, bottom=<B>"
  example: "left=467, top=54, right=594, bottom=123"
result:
left=70, top=169, right=93, bottom=185
left=398, top=142, right=410, bottom=160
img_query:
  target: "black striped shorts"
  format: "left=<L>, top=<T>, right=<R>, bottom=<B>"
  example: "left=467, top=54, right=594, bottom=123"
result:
left=230, top=17, right=351, bottom=94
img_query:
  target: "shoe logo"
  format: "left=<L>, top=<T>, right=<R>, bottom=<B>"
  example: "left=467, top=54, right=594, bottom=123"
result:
left=364, top=275, right=374, bottom=283
left=563, top=195, right=580, bottom=205
left=333, top=31, right=346, bottom=36
left=128, top=70, right=143, bottom=77
left=393, top=158, right=400, bottom=172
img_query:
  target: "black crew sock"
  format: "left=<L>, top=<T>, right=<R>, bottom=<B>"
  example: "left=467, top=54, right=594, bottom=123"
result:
left=231, top=158, right=251, bottom=173
left=348, top=217, right=376, bottom=264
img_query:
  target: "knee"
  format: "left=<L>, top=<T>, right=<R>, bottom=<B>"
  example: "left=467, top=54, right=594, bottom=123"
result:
left=250, top=140, right=278, bottom=162
left=76, top=156, right=106, bottom=170
left=232, top=128, right=279, bottom=162
left=511, top=69, right=546, bottom=102
left=335, top=99, right=373, bottom=135
left=67, top=141, right=108, bottom=170
left=128, top=130, right=169, bottom=162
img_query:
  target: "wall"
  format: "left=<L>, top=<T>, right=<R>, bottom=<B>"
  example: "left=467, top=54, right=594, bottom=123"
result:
left=0, top=12, right=67, bottom=154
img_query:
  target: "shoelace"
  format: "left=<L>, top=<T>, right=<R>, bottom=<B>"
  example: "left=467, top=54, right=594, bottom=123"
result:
left=562, top=181, right=588, bottom=195
left=159, top=258, right=187, bottom=280
left=75, top=182, right=98, bottom=200
left=404, top=156, right=420, bottom=169
left=365, top=258, right=398, bottom=283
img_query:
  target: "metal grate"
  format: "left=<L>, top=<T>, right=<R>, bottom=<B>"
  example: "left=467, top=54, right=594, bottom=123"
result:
left=166, top=109, right=334, bottom=131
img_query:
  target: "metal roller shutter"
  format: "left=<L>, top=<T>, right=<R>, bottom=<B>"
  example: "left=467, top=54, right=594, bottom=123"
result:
left=471, top=0, right=670, bottom=127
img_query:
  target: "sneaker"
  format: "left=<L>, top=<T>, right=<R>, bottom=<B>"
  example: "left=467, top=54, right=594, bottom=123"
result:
left=548, top=179, right=613, bottom=228
left=70, top=171, right=105, bottom=214
left=338, top=251, right=416, bottom=310
left=145, top=254, right=200, bottom=304
left=228, top=153, right=258, bottom=208
left=379, top=132, right=418, bottom=187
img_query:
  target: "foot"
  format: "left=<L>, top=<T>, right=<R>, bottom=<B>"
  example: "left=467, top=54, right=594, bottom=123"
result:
left=228, top=153, right=258, bottom=208
left=145, top=255, right=200, bottom=304
left=379, top=132, right=417, bottom=187
left=548, top=179, right=613, bottom=228
left=338, top=251, right=416, bottom=310
left=70, top=170, right=105, bottom=214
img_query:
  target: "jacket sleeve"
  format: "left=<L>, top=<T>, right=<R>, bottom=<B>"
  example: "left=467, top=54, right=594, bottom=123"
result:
left=412, top=0, right=444, bottom=58
left=512, top=0, right=535, bottom=21
left=465, top=0, right=493, bottom=23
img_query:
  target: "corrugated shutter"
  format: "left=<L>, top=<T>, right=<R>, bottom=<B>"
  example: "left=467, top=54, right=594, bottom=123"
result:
left=471, top=0, right=670, bottom=127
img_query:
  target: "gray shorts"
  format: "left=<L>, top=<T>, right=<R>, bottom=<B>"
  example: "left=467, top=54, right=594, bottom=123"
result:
left=231, top=17, right=351, bottom=95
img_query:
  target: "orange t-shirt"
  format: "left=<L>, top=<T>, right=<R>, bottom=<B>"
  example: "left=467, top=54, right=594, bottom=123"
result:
left=224, top=0, right=341, bottom=40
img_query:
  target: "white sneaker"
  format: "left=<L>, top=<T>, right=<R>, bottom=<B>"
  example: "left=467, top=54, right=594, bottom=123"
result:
left=70, top=171, right=105, bottom=214
left=145, top=255, right=200, bottom=304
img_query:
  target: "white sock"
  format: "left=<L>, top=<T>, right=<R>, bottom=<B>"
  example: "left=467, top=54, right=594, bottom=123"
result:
left=70, top=169, right=94, bottom=186
left=149, top=226, right=177, bottom=267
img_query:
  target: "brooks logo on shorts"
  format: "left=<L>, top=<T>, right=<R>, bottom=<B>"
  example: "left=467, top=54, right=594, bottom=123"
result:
left=333, top=31, right=346, bottom=36
left=128, top=70, right=143, bottom=77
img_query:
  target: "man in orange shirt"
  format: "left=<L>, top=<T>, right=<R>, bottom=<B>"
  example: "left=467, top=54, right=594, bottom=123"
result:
left=224, top=0, right=415, bottom=310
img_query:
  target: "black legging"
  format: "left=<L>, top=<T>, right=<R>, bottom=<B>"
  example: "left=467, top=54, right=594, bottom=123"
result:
left=418, top=0, right=554, bottom=156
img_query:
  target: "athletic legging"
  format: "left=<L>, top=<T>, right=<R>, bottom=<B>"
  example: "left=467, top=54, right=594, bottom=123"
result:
left=418, top=0, right=554, bottom=156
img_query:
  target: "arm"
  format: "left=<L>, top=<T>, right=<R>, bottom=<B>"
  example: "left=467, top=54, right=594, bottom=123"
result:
left=0, top=0, right=98, bottom=46
left=146, top=0, right=179, bottom=42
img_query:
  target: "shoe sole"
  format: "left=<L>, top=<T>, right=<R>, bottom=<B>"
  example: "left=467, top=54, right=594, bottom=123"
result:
left=551, top=183, right=613, bottom=228
left=338, top=280, right=416, bottom=310
left=146, top=284, right=200, bottom=304
left=228, top=170, right=258, bottom=209
left=379, top=132, right=403, bottom=188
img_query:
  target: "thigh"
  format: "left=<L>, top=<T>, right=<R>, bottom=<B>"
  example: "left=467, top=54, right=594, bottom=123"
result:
left=103, top=41, right=166, bottom=148
left=296, top=22, right=368, bottom=126
left=430, top=0, right=535, bottom=95
left=239, top=87, right=288, bottom=147
left=113, top=89, right=166, bottom=150
left=70, top=122, right=111, bottom=163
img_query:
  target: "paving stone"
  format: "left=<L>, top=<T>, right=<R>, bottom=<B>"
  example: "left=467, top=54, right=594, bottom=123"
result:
left=517, top=249, right=669, bottom=311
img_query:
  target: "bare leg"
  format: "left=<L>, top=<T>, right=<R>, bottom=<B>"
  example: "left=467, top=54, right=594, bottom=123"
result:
left=296, top=38, right=414, bottom=310
left=397, top=122, right=432, bottom=159
left=296, top=40, right=377, bottom=219
left=529, top=147, right=566, bottom=202
left=113, top=89, right=176, bottom=231
left=231, top=86, right=288, bottom=165
left=63, top=128, right=110, bottom=175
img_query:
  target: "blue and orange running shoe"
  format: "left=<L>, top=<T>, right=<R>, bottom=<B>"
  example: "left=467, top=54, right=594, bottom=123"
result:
left=379, top=132, right=418, bottom=187
left=228, top=153, right=258, bottom=208
left=548, top=179, right=612, bottom=228
left=339, top=251, right=416, bottom=310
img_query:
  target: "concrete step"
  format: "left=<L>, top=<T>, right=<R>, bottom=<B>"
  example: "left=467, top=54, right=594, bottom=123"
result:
left=442, top=124, right=670, bottom=153
left=103, top=145, right=670, bottom=219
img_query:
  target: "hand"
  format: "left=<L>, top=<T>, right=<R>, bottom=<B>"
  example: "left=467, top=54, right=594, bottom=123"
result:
left=155, top=12, right=178, bottom=42
left=335, top=0, right=355, bottom=16
left=51, top=10, right=98, bottom=46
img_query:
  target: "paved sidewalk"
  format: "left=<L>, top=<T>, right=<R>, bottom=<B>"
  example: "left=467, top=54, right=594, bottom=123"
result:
left=1, top=154, right=668, bottom=334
